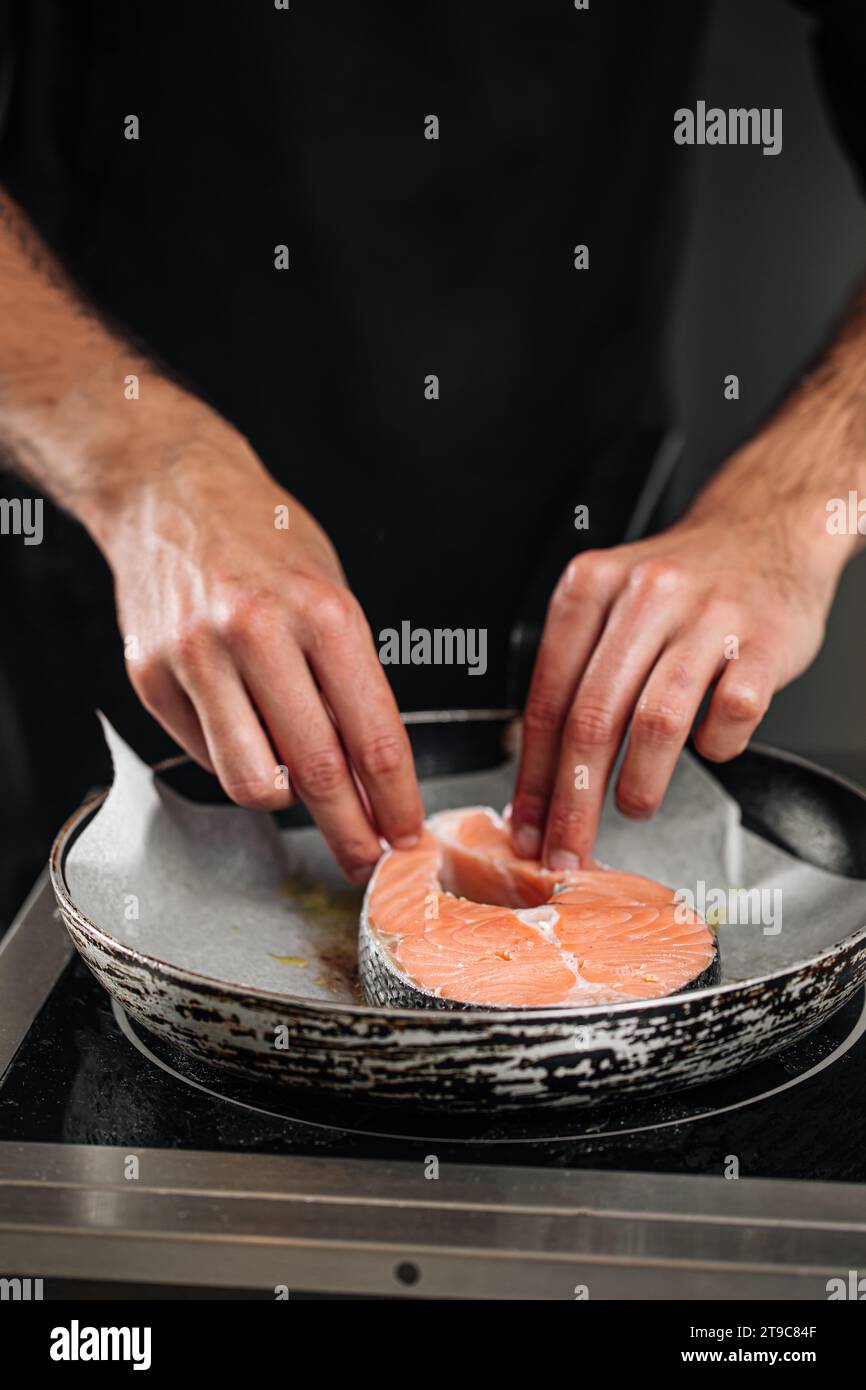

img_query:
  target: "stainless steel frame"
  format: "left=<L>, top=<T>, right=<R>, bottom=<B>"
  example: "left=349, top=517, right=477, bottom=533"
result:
left=1, top=875, right=864, bottom=1300
left=0, top=871, right=72, bottom=1074
left=3, top=1139, right=865, bottom=1300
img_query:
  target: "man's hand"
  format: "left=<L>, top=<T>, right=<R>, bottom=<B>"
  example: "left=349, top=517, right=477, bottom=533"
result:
left=93, top=407, right=424, bottom=882
left=0, top=189, right=423, bottom=881
left=512, top=353, right=866, bottom=870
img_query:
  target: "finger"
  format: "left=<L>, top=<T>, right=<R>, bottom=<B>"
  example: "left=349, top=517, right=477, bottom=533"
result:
left=693, top=650, right=775, bottom=763
left=511, top=551, right=621, bottom=858
left=542, top=559, right=689, bottom=869
left=305, top=592, right=424, bottom=849
left=172, top=636, right=293, bottom=811
left=237, top=640, right=384, bottom=883
left=130, top=659, right=216, bottom=773
left=615, top=629, right=727, bottom=820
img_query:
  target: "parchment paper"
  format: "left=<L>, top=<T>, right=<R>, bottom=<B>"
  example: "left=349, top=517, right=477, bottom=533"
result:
left=63, top=718, right=866, bottom=1005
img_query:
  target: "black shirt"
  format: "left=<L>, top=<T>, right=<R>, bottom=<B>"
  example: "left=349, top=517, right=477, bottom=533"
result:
left=0, top=0, right=864, bottom=731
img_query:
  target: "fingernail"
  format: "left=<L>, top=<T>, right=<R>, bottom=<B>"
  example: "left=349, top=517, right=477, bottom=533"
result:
left=548, top=849, right=580, bottom=873
left=513, top=824, right=541, bottom=858
left=348, top=863, right=378, bottom=886
left=391, top=833, right=422, bottom=850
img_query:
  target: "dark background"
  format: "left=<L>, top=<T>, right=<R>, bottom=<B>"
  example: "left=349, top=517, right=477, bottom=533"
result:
left=666, top=0, right=866, bottom=767
left=1, top=0, right=865, bottom=929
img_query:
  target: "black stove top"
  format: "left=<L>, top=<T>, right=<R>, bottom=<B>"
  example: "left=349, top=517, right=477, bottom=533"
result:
left=6, top=740, right=866, bottom=1302
left=3, top=951, right=865, bottom=1183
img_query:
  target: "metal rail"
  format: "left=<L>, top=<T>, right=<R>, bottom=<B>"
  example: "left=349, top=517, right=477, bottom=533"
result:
left=1, top=1141, right=864, bottom=1298
left=1, top=869, right=864, bottom=1299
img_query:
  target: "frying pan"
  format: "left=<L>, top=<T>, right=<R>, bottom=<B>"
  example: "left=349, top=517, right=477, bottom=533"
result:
left=50, top=714, right=866, bottom=1112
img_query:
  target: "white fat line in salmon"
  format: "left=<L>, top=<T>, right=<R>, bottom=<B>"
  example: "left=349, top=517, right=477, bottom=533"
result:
left=378, top=622, right=487, bottom=675
left=674, top=881, right=783, bottom=936
left=514, top=906, right=601, bottom=1004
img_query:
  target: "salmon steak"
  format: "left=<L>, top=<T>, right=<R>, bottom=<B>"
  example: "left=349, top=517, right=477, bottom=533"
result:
left=359, top=806, right=720, bottom=1010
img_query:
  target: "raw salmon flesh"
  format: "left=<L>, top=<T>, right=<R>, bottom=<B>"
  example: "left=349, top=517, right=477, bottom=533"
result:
left=359, top=807, right=719, bottom=1009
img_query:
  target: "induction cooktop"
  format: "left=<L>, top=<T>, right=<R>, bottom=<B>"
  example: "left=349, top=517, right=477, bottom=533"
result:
left=1, top=869, right=865, bottom=1300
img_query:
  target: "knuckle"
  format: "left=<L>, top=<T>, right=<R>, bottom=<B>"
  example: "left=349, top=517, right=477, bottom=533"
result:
left=223, top=778, right=287, bottom=812
left=523, top=688, right=563, bottom=736
left=634, top=700, right=687, bottom=744
left=616, top=785, right=659, bottom=819
left=628, top=557, right=683, bottom=600
left=358, top=729, right=405, bottom=779
left=172, top=623, right=217, bottom=677
left=554, top=550, right=610, bottom=607
left=566, top=700, right=616, bottom=748
left=547, top=802, right=591, bottom=847
left=340, top=847, right=380, bottom=880
left=559, top=553, right=592, bottom=600
left=512, top=788, right=547, bottom=824
left=719, top=684, right=766, bottom=725
left=292, top=746, right=347, bottom=799
left=299, top=579, right=357, bottom=641
left=133, top=656, right=169, bottom=710
left=290, top=574, right=327, bottom=621
left=668, top=660, right=695, bottom=692
left=318, top=591, right=355, bottom=639
left=223, top=588, right=282, bottom=648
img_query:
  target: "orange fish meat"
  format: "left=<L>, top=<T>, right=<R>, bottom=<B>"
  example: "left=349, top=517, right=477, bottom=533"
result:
left=359, top=807, right=719, bottom=1009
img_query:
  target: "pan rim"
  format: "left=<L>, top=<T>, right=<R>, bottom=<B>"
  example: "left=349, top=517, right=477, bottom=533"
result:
left=49, top=741, right=866, bottom=1025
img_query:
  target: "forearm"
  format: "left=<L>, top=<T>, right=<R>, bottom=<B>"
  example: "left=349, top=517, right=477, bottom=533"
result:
left=0, top=187, right=261, bottom=554
left=685, top=279, right=866, bottom=587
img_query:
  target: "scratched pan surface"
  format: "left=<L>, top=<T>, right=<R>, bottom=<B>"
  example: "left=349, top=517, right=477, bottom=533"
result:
left=51, top=715, right=866, bottom=1113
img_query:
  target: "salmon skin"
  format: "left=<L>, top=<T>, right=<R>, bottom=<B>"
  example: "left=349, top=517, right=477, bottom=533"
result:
left=359, top=807, right=720, bottom=1010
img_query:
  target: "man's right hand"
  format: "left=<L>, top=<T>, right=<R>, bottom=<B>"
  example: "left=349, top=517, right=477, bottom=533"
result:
left=85, top=393, right=425, bottom=883
left=0, top=187, right=422, bottom=878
